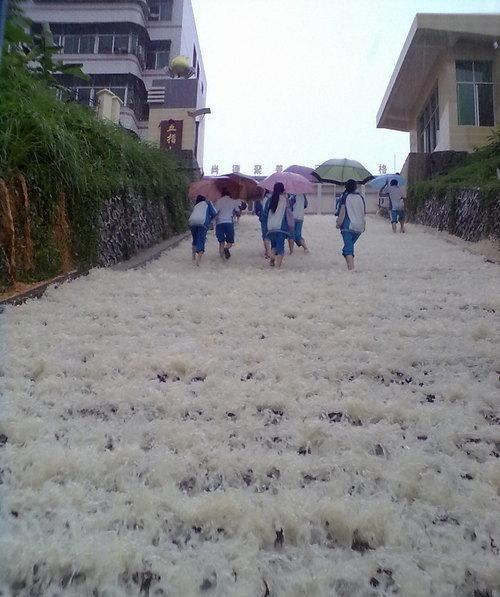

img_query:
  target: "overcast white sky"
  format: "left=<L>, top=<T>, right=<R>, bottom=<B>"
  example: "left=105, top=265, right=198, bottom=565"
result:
left=191, top=0, right=498, bottom=176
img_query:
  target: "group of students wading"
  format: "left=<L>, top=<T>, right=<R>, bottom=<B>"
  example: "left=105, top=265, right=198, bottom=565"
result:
left=188, top=178, right=406, bottom=271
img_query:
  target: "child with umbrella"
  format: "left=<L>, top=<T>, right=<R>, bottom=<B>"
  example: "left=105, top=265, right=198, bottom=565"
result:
left=254, top=192, right=271, bottom=258
left=215, top=188, right=244, bottom=259
left=264, top=183, right=294, bottom=268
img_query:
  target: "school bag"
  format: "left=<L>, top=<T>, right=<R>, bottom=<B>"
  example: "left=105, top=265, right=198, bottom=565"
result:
left=346, top=193, right=366, bottom=234
left=189, top=201, right=208, bottom=227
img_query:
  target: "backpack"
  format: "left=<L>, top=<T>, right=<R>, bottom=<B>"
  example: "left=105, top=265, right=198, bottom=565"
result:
left=189, top=201, right=208, bottom=227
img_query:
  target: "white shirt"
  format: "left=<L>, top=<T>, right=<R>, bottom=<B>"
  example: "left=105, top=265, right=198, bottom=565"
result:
left=215, top=196, right=241, bottom=224
left=293, top=195, right=306, bottom=221
left=345, top=193, right=366, bottom=233
left=267, top=195, right=288, bottom=232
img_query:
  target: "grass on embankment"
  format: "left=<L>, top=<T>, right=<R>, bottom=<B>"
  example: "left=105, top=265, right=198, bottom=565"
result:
left=0, top=59, right=188, bottom=287
left=406, top=132, right=500, bottom=214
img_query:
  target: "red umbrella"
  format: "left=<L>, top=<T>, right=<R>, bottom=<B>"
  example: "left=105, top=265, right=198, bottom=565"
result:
left=188, top=176, right=240, bottom=201
left=258, top=171, right=315, bottom=194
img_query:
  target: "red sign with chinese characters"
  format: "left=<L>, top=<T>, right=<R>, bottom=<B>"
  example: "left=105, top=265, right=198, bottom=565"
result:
left=159, top=119, right=183, bottom=151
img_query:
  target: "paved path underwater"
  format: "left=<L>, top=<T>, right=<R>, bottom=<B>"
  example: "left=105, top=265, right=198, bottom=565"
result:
left=1, top=216, right=499, bottom=597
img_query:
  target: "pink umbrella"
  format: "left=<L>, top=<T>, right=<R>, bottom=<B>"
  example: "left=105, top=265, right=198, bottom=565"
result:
left=258, top=171, right=315, bottom=194
left=283, top=165, right=317, bottom=183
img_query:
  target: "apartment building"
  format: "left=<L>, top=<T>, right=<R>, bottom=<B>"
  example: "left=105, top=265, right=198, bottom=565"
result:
left=23, top=0, right=208, bottom=168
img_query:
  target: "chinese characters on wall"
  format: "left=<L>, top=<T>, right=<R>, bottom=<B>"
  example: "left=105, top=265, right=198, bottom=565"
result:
left=159, top=119, right=183, bottom=152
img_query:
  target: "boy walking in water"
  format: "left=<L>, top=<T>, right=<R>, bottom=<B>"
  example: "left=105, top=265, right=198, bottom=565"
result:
left=382, top=179, right=406, bottom=233
left=215, top=189, right=243, bottom=259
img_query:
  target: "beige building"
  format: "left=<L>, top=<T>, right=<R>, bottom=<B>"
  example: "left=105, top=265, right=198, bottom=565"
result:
left=377, top=13, right=500, bottom=154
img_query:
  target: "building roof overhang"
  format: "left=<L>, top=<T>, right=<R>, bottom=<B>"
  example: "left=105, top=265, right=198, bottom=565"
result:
left=376, top=13, right=500, bottom=132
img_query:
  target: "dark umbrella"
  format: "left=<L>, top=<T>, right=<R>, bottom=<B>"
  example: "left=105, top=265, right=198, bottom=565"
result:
left=188, top=176, right=240, bottom=201
left=222, top=173, right=263, bottom=201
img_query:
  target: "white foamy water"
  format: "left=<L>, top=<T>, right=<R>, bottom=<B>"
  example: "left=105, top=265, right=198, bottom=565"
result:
left=0, top=216, right=499, bottom=597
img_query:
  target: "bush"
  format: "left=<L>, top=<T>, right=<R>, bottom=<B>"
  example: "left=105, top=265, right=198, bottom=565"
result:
left=407, top=131, right=500, bottom=215
left=0, top=51, right=189, bottom=284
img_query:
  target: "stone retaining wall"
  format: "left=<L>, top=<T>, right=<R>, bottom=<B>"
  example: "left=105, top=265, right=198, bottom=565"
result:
left=411, top=188, right=500, bottom=242
left=98, top=193, right=186, bottom=267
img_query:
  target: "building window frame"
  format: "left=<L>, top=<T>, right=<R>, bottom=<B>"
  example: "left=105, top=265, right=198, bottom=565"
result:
left=456, top=60, right=494, bottom=127
left=146, top=40, right=171, bottom=70
left=418, top=86, right=439, bottom=153
left=70, top=85, right=128, bottom=108
left=148, top=0, right=174, bottom=21
left=58, top=73, right=149, bottom=121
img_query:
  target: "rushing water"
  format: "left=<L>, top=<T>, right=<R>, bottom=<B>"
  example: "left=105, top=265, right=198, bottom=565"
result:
left=0, top=216, right=498, bottom=596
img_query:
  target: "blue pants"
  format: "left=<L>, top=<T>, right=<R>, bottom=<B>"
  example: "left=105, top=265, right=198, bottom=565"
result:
left=341, top=230, right=361, bottom=257
left=294, top=220, right=304, bottom=246
left=268, top=231, right=287, bottom=256
left=216, top=222, right=235, bottom=244
left=260, top=220, right=268, bottom=240
left=191, top=226, right=208, bottom=253
left=391, top=209, right=406, bottom=224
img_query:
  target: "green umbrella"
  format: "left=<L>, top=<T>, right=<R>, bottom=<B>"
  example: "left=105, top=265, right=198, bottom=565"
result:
left=312, top=159, right=373, bottom=185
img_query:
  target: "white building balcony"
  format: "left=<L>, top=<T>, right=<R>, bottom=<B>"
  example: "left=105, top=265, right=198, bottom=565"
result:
left=25, top=0, right=149, bottom=28
left=60, top=53, right=144, bottom=79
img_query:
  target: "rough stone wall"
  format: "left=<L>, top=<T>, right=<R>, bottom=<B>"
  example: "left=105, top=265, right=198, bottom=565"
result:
left=98, top=193, right=177, bottom=267
left=412, top=188, right=500, bottom=242
left=401, top=151, right=468, bottom=185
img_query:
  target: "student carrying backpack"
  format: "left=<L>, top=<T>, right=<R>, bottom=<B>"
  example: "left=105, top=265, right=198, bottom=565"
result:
left=336, top=179, right=366, bottom=271
left=188, top=195, right=217, bottom=266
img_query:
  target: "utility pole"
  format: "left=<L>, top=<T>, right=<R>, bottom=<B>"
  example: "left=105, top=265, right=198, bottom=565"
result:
left=0, top=0, right=8, bottom=63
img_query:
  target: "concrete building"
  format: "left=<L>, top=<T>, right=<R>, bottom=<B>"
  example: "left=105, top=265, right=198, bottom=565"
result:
left=377, top=13, right=499, bottom=176
left=23, top=0, right=208, bottom=169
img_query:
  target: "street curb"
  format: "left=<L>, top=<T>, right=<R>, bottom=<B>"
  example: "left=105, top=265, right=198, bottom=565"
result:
left=111, top=231, right=190, bottom=271
left=0, top=231, right=190, bottom=309
left=0, top=270, right=87, bottom=308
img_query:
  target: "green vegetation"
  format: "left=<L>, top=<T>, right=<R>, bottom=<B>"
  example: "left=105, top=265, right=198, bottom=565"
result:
left=407, top=130, right=500, bottom=215
left=1, top=4, right=188, bottom=291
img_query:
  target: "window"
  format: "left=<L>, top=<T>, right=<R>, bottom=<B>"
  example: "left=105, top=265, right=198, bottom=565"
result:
left=58, top=74, right=148, bottom=120
left=54, top=31, right=145, bottom=60
left=52, top=34, right=62, bottom=51
left=130, top=34, right=138, bottom=56
left=192, top=45, right=197, bottom=70
left=62, top=34, right=95, bottom=54
left=456, top=60, right=494, bottom=126
left=146, top=41, right=171, bottom=70
left=98, top=35, right=113, bottom=54
left=79, top=34, right=95, bottom=54
left=113, top=34, right=130, bottom=55
left=149, top=0, right=173, bottom=21
left=76, top=87, right=92, bottom=105
left=110, top=87, right=126, bottom=103
left=418, top=87, right=439, bottom=153
left=63, top=35, right=79, bottom=54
